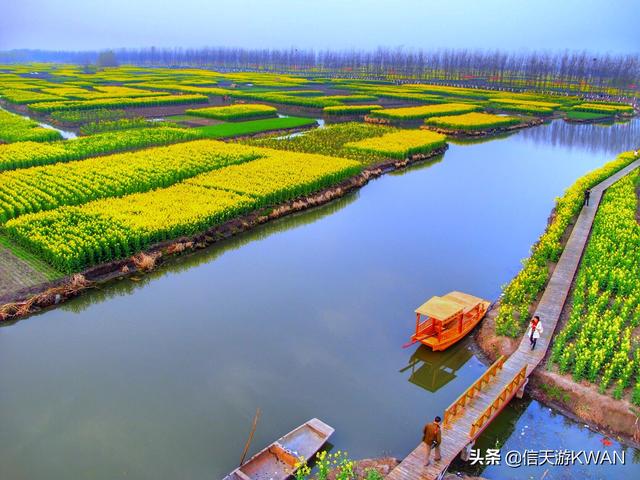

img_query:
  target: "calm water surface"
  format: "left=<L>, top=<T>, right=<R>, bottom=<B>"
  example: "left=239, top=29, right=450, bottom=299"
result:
left=0, top=119, right=639, bottom=479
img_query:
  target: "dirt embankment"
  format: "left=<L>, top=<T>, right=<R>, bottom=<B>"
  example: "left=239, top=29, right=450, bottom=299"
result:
left=0, top=146, right=447, bottom=323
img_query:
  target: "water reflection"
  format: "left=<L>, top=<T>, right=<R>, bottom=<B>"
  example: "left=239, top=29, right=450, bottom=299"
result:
left=400, top=345, right=473, bottom=393
left=51, top=192, right=359, bottom=316
left=447, top=131, right=516, bottom=146
left=519, top=117, right=640, bottom=155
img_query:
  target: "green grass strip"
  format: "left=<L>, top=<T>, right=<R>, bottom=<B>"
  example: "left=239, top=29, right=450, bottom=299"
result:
left=196, top=116, right=317, bottom=139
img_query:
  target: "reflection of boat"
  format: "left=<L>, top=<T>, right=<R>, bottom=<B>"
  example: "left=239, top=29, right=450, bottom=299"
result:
left=223, top=418, right=334, bottom=480
left=400, top=344, right=473, bottom=392
left=407, top=291, right=490, bottom=351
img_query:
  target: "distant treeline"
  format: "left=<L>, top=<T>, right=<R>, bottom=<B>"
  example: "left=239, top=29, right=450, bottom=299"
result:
left=2, top=47, right=639, bottom=94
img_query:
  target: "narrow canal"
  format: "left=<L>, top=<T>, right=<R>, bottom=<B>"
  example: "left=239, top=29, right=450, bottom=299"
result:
left=0, top=118, right=638, bottom=480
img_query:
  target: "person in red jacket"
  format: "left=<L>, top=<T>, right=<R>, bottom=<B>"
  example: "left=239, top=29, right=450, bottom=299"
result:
left=527, top=315, right=544, bottom=350
left=423, top=416, right=442, bottom=466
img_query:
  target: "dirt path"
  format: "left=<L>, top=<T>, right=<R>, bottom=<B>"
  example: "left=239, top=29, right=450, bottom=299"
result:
left=0, top=244, right=49, bottom=298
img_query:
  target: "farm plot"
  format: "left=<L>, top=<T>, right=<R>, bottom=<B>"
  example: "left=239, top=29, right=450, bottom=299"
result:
left=186, top=149, right=361, bottom=206
left=550, top=171, right=640, bottom=404
left=424, top=112, right=520, bottom=131
left=344, top=129, right=446, bottom=160
left=196, top=116, right=317, bottom=139
left=571, top=102, right=634, bottom=115
left=0, top=127, right=202, bottom=171
left=0, top=108, right=62, bottom=143
left=5, top=148, right=362, bottom=272
left=0, top=140, right=262, bottom=221
left=28, top=94, right=208, bottom=112
left=323, top=105, right=383, bottom=115
left=244, top=122, right=399, bottom=164
left=185, top=103, right=277, bottom=121
left=369, top=103, right=480, bottom=121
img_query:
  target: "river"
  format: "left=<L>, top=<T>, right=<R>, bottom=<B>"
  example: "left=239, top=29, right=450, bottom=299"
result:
left=0, top=118, right=638, bottom=480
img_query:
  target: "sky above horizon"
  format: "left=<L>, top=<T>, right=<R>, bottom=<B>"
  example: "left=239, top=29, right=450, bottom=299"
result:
left=1, top=0, right=639, bottom=54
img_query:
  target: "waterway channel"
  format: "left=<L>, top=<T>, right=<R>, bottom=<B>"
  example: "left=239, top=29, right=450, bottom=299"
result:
left=0, top=118, right=639, bottom=480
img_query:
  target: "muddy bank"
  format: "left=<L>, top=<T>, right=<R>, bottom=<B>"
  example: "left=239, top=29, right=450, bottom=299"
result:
left=0, top=145, right=447, bottom=323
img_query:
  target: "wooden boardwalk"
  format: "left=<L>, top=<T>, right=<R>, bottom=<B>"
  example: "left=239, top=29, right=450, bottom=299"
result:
left=387, top=158, right=640, bottom=480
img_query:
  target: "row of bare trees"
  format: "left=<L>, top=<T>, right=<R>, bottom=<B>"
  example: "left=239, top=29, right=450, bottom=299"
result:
left=2, top=47, right=638, bottom=95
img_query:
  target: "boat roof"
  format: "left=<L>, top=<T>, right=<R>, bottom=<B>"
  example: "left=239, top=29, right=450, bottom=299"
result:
left=415, top=291, right=486, bottom=319
left=415, top=296, right=462, bottom=320
left=442, top=291, right=485, bottom=307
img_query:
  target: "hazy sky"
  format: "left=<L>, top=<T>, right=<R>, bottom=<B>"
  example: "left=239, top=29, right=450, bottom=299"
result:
left=1, top=0, right=639, bottom=54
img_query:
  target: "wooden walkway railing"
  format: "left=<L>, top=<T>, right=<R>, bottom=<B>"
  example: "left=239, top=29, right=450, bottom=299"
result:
left=469, top=365, right=527, bottom=438
left=443, top=355, right=505, bottom=428
left=386, top=157, right=640, bottom=480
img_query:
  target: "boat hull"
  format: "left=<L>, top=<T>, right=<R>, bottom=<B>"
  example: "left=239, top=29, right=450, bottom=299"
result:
left=223, top=418, right=334, bottom=480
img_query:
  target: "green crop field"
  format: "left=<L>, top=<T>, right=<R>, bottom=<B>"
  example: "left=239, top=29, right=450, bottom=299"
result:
left=196, top=116, right=317, bottom=138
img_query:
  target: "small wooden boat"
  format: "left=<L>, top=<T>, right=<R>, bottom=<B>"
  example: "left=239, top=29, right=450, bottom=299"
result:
left=406, top=291, right=490, bottom=351
left=223, top=418, right=334, bottom=480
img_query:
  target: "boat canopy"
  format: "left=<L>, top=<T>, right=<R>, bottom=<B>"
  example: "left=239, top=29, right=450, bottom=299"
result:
left=415, top=296, right=463, bottom=320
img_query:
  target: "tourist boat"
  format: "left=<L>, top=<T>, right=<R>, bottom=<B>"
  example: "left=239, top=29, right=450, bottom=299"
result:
left=223, top=418, right=334, bottom=480
left=406, top=291, right=491, bottom=351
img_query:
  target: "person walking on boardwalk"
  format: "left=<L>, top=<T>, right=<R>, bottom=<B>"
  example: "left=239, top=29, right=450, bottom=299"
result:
left=527, top=315, right=543, bottom=350
left=584, top=188, right=591, bottom=206
left=423, top=416, right=442, bottom=466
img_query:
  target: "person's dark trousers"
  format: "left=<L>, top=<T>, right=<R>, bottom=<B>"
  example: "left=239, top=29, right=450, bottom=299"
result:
left=531, top=338, right=537, bottom=350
